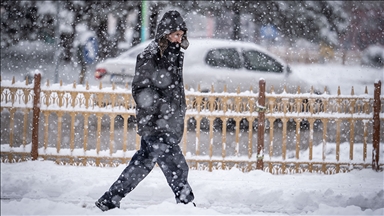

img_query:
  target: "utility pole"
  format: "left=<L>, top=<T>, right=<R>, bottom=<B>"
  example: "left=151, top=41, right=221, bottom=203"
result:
left=141, top=0, right=148, bottom=42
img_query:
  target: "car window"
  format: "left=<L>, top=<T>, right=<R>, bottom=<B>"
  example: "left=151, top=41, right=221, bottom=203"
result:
left=243, top=50, right=283, bottom=73
left=205, top=48, right=242, bottom=69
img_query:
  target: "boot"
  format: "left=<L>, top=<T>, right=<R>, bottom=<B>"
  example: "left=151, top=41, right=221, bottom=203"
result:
left=95, top=192, right=121, bottom=211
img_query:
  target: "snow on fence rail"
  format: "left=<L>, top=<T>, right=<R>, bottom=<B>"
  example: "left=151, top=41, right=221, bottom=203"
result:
left=1, top=75, right=383, bottom=174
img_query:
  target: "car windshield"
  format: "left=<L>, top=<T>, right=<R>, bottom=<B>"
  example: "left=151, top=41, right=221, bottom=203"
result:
left=117, top=44, right=147, bottom=59
left=128, top=48, right=142, bottom=58
left=243, top=50, right=283, bottom=73
left=205, top=48, right=242, bottom=69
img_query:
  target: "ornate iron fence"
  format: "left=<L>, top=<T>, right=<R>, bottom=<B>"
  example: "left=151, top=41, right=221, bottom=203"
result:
left=1, top=75, right=383, bottom=174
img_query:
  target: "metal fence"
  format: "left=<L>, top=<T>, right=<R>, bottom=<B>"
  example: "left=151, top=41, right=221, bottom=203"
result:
left=1, top=75, right=383, bottom=174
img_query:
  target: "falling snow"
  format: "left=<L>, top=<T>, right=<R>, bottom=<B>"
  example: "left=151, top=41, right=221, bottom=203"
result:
left=1, top=1, right=384, bottom=215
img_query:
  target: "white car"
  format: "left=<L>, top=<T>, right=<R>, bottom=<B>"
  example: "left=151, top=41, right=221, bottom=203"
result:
left=95, top=38, right=312, bottom=93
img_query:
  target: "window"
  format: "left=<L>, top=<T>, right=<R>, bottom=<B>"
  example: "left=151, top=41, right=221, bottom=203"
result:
left=243, top=50, right=283, bottom=73
left=205, top=48, right=242, bottom=69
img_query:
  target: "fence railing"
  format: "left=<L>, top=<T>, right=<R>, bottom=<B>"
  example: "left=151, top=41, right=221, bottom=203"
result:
left=1, top=75, right=383, bottom=174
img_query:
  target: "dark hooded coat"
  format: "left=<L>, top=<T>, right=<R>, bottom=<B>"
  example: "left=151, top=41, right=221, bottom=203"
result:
left=96, top=12, right=194, bottom=211
left=132, top=10, right=189, bottom=145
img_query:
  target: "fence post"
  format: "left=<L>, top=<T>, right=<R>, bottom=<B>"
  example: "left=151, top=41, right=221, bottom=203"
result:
left=31, top=73, right=41, bottom=160
left=372, top=80, right=381, bottom=171
left=257, top=79, right=266, bottom=170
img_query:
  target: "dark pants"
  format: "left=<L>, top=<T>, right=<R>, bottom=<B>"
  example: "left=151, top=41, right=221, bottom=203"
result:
left=99, top=135, right=194, bottom=206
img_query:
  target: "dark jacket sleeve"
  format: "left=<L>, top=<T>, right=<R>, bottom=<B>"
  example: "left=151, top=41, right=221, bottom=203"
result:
left=132, top=53, right=159, bottom=115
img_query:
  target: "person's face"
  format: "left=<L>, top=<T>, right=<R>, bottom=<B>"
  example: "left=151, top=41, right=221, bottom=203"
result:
left=167, top=30, right=184, bottom=44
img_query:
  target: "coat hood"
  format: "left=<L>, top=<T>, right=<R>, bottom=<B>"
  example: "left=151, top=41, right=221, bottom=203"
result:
left=156, top=10, right=189, bottom=54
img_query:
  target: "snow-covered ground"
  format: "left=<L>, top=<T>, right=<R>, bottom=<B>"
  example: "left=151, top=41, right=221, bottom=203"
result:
left=1, top=160, right=383, bottom=215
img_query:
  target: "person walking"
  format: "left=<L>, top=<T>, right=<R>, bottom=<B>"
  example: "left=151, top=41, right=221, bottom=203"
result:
left=95, top=10, right=194, bottom=211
